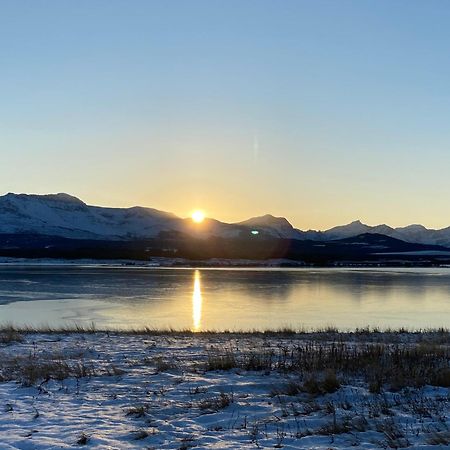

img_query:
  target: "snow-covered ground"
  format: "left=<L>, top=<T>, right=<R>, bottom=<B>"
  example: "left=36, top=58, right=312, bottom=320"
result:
left=0, top=331, right=448, bottom=449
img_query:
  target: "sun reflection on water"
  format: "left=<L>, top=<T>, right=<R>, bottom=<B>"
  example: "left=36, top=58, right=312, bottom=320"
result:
left=192, top=269, right=202, bottom=331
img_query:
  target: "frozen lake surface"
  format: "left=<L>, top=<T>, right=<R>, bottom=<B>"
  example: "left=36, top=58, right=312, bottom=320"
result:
left=0, top=266, right=449, bottom=330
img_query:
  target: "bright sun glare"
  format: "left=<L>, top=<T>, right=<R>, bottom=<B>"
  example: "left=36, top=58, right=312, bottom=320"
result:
left=191, top=210, right=205, bottom=223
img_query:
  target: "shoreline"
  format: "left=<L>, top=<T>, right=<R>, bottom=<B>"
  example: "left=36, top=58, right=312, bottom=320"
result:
left=1, top=256, right=450, bottom=269
left=1, top=325, right=449, bottom=336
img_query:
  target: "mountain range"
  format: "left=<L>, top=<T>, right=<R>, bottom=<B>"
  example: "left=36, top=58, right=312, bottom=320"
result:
left=1, top=192, right=450, bottom=248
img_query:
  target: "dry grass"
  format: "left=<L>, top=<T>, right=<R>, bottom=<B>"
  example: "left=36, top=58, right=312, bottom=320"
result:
left=426, top=430, right=450, bottom=445
left=152, top=356, right=178, bottom=373
left=0, top=347, right=127, bottom=386
left=125, top=405, right=149, bottom=418
left=0, top=326, right=448, bottom=392
left=76, top=432, right=90, bottom=445
left=271, top=371, right=341, bottom=397
left=0, top=324, right=448, bottom=339
left=0, top=327, right=24, bottom=344
left=1, top=355, right=65, bottom=386
left=198, top=392, right=233, bottom=412
left=206, top=339, right=450, bottom=391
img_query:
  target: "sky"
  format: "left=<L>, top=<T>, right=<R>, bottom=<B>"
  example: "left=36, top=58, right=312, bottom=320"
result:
left=1, top=0, right=450, bottom=230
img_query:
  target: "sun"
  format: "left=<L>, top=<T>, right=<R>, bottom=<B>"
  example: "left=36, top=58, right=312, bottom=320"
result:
left=191, top=210, right=205, bottom=223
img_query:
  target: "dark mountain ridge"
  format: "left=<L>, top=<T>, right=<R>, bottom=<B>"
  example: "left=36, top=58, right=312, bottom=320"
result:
left=1, top=193, right=450, bottom=265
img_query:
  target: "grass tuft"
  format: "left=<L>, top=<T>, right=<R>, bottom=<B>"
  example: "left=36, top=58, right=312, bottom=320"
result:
left=76, top=432, right=90, bottom=445
left=198, top=392, right=233, bottom=412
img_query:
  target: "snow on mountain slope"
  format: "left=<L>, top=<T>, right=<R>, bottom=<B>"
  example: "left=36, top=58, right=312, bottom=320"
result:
left=321, top=220, right=373, bottom=240
left=182, top=217, right=243, bottom=239
left=0, top=193, right=182, bottom=240
left=237, top=215, right=450, bottom=247
left=2, top=193, right=450, bottom=246
left=236, top=214, right=306, bottom=239
left=393, top=224, right=450, bottom=247
left=318, top=220, right=450, bottom=247
left=0, top=193, right=248, bottom=241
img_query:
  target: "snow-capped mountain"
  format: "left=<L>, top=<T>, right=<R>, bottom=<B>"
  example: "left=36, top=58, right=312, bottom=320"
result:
left=320, top=220, right=374, bottom=240
left=0, top=193, right=251, bottom=240
left=236, top=214, right=306, bottom=239
left=316, top=220, right=450, bottom=247
left=1, top=193, right=450, bottom=247
left=237, top=217, right=450, bottom=247
left=0, top=193, right=323, bottom=242
left=0, top=193, right=183, bottom=240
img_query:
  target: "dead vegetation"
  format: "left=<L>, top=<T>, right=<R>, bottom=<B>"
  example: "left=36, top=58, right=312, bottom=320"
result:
left=152, top=356, right=178, bottom=373
left=206, top=339, right=450, bottom=391
left=1, top=327, right=448, bottom=392
left=426, top=430, right=450, bottom=446
left=0, top=324, right=448, bottom=340
left=76, top=432, right=90, bottom=445
left=125, top=405, right=149, bottom=418
left=0, top=354, right=96, bottom=386
left=0, top=327, right=24, bottom=344
left=198, top=392, right=234, bottom=412
left=271, top=370, right=341, bottom=397
left=0, top=345, right=124, bottom=386
left=0, top=329, right=448, bottom=448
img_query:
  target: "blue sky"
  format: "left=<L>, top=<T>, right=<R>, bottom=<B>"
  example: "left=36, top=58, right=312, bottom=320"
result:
left=1, top=0, right=450, bottom=229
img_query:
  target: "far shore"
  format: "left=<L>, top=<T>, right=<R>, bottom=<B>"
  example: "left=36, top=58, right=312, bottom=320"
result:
left=1, top=256, right=450, bottom=269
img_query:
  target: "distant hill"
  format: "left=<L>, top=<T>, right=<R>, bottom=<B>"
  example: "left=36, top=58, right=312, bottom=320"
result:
left=314, top=220, right=450, bottom=248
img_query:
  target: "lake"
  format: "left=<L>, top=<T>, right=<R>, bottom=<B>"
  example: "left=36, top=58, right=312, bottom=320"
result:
left=0, top=265, right=449, bottom=330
